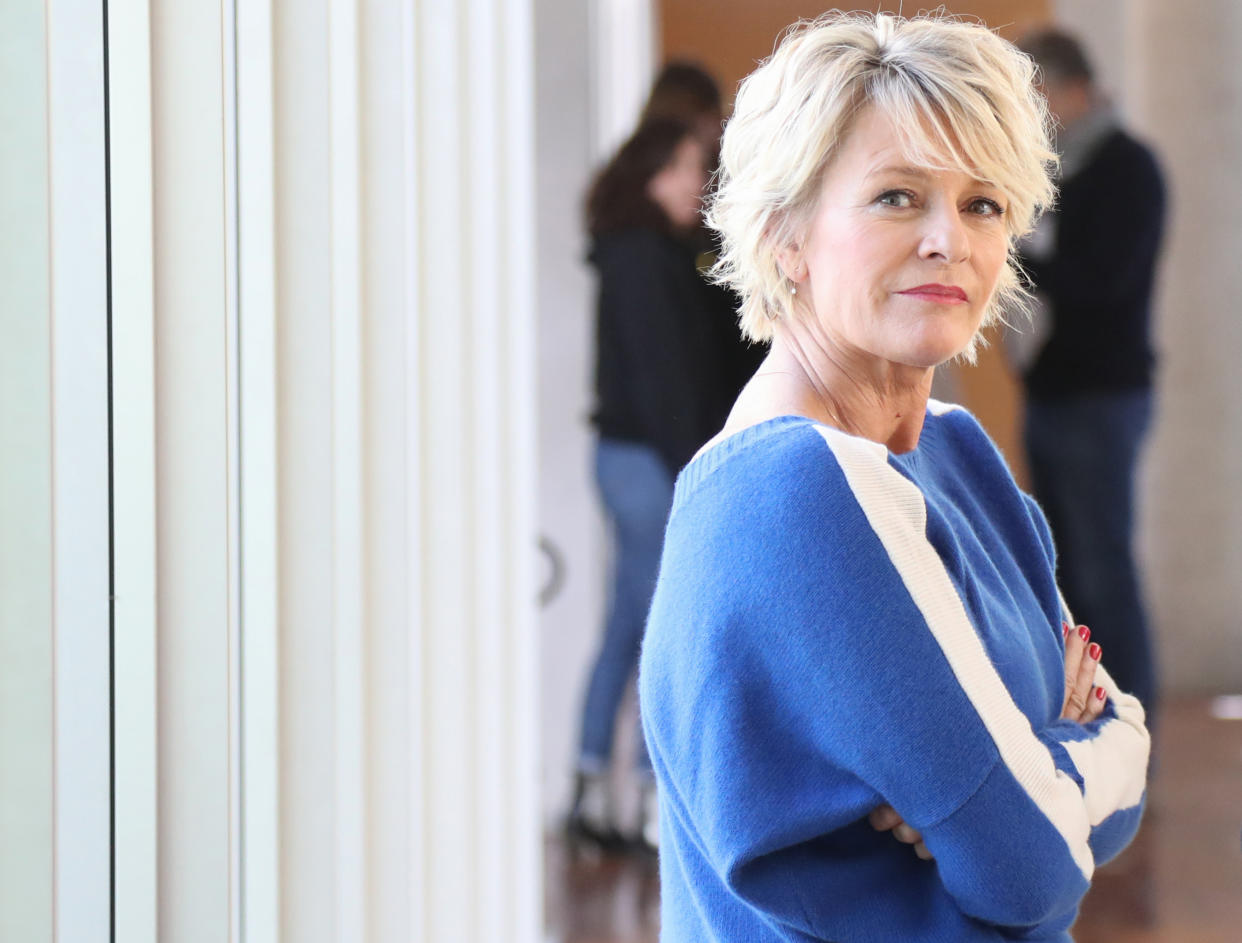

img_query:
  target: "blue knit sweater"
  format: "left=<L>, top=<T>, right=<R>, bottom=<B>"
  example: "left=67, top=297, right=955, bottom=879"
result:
left=639, top=404, right=1150, bottom=942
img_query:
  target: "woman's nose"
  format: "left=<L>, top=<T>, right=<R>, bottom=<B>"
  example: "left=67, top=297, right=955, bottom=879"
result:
left=918, top=206, right=970, bottom=264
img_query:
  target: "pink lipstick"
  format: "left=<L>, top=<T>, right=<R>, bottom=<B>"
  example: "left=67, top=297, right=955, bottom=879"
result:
left=898, top=283, right=968, bottom=304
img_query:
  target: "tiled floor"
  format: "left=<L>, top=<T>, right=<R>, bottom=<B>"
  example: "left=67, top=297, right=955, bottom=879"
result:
left=545, top=696, right=1242, bottom=943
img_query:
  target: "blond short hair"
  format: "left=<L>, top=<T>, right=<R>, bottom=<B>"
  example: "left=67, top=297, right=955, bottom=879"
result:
left=707, top=12, right=1057, bottom=355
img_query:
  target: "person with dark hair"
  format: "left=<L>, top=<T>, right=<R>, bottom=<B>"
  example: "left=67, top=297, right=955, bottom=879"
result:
left=567, top=116, right=741, bottom=853
left=641, top=61, right=724, bottom=160
left=640, top=59, right=769, bottom=436
left=1016, top=28, right=1165, bottom=723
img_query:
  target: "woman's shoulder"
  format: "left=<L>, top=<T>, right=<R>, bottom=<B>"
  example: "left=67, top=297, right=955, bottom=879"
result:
left=920, top=400, right=1011, bottom=468
left=681, top=414, right=839, bottom=477
left=672, top=415, right=886, bottom=524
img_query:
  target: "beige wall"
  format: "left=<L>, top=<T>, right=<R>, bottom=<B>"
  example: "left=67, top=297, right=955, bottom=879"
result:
left=1120, top=1, right=1242, bottom=693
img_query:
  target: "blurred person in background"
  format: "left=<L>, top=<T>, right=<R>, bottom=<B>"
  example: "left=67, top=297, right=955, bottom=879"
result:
left=641, top=60, right=726, bottom=167
left=640, top=13, right=1149, bottom=940
left=643, top=60, right=769, bottom=399
left=1017, top=28, right=1165, bottom=721
left=566, top=115, right=743, bottom=855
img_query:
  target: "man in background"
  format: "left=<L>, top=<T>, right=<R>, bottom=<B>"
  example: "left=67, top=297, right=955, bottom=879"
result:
left=1017, top=29, right=1166, bottom=721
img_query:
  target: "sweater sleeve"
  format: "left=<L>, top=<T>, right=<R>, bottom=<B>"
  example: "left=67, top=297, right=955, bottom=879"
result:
left=1024, top=492, right=1151, bottom=868
left=649, top=428, right=1150, bottom=939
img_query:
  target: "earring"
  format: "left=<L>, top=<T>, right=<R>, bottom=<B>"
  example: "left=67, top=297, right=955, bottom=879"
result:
left=791, top=284, right=797, bottom=296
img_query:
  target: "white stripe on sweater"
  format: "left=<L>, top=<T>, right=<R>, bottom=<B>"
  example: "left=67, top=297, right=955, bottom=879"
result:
left=1060, top=663, right=1149, bottom=826
left=815, top=424, right=1096, bottom=881
left=1055, top=610, right=1151, bottom=826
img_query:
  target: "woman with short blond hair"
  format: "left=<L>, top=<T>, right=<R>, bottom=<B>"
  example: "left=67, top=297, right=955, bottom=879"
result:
left=639, top=12, right=1150, bottom=941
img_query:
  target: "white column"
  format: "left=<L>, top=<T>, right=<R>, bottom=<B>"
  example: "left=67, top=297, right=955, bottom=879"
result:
left=108, top=0, right=159, bottom=938
left=149, top=0, right=237, bottom=935
left=359, top=0, right=416, bottom=938
left=263, top=0, right=540, bottom=939
left=109, top=0, right=542, bottom=938
left=410, top=0, right=540, bottom=936
left=327, top=0, right=367, bottom=936
left=1126, top=1, right=1242, bottom=691
left=271, top=0, right=342, bottom=937
left=236, top=0, right=281, bottom=938
left=0, top=3, right=54, bottom=938
left=47, top=0, right=111, bottom=936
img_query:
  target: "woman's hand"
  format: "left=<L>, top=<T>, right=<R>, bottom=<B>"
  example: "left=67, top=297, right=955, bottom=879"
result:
left=1061, top=621, right=1107, bottom=724
left=868, top=804, right=933, bottom=861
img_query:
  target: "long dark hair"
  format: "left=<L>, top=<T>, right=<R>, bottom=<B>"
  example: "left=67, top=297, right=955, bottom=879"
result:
left=585, top=117, right=696, bottom=238
left=641, top=61, right=722, bottom=124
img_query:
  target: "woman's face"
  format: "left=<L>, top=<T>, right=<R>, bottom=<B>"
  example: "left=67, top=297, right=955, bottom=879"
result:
left=647, top=135, right=707, bottom=230
left=785, top=106, right=1009, bottom=370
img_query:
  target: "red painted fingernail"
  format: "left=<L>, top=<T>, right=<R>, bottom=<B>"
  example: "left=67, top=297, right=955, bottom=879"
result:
left=1078, top=625, right=1091, bottom=642
left=1095, top=686, right=1107, bottom=701
left=1062, top=621, right=1071, bottom=640
left=1088, top=643, right=1101, bottom=661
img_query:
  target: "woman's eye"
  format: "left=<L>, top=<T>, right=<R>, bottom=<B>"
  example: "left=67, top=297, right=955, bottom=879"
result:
left=878, top=190, right=915, bottom=208
left=968, top=197, right=1005, bottom=217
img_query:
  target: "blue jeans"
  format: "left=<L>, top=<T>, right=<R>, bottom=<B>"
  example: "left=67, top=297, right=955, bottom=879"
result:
left=1024, top=390, right=1157, bottom=718
left=578, top=438, right=674, bottom=773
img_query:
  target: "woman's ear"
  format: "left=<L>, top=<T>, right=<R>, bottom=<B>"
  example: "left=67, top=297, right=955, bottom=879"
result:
left=775, top=244, right=807, bottom=284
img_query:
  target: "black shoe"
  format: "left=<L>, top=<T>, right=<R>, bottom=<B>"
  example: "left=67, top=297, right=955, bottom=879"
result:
left=565, top=771, right=628, bottom=854
left=565, top=813, right=629, bottom=854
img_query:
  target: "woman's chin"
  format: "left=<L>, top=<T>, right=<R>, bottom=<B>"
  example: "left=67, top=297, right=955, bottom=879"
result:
left=898, top=325, right=980, bottom=369
left=891, top=339, right=971, bottom=371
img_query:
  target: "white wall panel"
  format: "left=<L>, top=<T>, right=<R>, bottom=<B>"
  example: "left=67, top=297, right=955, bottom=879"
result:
left=236, top=0, right=281, bottom=937
left=359, top=0, right=414, bottom=938
left=414, top=1, right=474, bottom=934
left=47, top=0, right=111, bottom=935
left=149, top=0, right=236, bottom=937
left=0, top=3, right=54, bottom=938
left=409, top=0, right=540, bottom=936
left=498, top=0, right=542, bottom=931
left=107, top=0, right=159, bottom=937
left=109, top=1, right=541, bottom=940
left=327, top=0, right=367, bottom=937
left=535, top=0, right=609, bottom=826
left=273, top=0, right=337, bottom=938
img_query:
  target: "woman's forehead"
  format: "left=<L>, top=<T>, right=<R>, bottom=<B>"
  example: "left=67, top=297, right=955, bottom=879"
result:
left=839, top=107, right=1002, bottom=189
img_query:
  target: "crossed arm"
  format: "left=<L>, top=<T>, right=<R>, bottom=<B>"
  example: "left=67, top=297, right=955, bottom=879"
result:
left=871, top=619, right=1112, bottom=858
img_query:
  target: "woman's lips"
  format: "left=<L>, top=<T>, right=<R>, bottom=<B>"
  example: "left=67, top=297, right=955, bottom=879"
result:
left=898, top=284, right=968, bottom=304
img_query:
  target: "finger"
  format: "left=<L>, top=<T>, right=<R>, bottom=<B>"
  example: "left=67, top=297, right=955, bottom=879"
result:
left=1069, top=640, right=1102, bottom=722
left=893, top=822, right=923, bottom=845
left=914, top=841, right=934, bottom=861
left=1082, top=683, right=1108, bottom=723
left=868, top=804, right=901, bottom=831
left=1061, top=624, right=1089, bottom=719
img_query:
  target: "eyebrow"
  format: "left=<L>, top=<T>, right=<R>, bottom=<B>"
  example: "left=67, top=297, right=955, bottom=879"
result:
left=865, top=163, right=934, bottom=181
left=864, top=162, right=1003, bottom=195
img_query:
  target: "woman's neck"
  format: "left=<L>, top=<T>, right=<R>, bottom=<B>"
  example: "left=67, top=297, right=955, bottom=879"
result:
left=730, top=333, right=934, bottom=454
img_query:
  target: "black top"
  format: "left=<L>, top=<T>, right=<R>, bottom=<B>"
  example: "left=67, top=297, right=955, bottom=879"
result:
left=1021, top=129, right=1166, bottom=398
left=589, top=228, right=764, bottom=475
